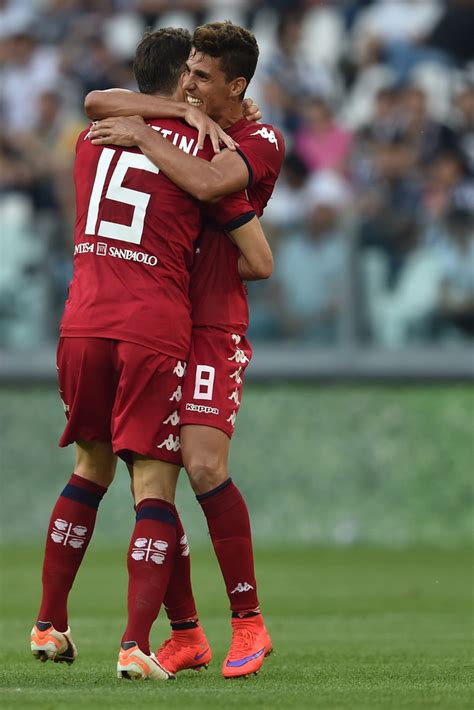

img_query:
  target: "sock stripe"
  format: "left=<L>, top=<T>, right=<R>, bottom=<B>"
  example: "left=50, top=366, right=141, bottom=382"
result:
left=60, top=483, right=103, bottom=510
left=136, top=506, right=176, bottom=526
left=196, top=477, right=233, bottom=502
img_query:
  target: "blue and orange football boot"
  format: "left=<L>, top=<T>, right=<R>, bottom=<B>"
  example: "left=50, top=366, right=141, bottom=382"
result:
left=155, top=624, right=212, bottom=674
left=222, top=614, right=273, bottom=678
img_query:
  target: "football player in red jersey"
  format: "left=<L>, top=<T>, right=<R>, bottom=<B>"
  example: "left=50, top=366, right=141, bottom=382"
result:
left=88, top=21, right=284, bottom=679
left=31, top=28, right=273, bottom=681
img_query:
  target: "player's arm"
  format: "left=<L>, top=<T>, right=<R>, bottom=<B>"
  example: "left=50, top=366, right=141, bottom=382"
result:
left=90, top=117, right=250, bottom=200
left=85, top=90, right=236, bottom=153
left=228, top=217, right=273, bottom=281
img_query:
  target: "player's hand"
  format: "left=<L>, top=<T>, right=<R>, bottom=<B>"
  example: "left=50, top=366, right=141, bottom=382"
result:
left=89, top=115, right=147, bottom=147
left=243, top=98, right=262, bottom=122
left=183, top=106, right=238, bottom=153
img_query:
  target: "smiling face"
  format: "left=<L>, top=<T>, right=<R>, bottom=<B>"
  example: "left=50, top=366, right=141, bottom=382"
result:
left=181, top=49, right=246, bottom=122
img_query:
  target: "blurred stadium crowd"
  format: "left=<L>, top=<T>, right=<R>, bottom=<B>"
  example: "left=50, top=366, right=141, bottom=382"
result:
left=1, top=0, right=473, bottom=351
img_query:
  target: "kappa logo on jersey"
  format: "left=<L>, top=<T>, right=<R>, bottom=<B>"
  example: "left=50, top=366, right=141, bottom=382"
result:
left=131, top=537, right=169, bottom=565
left=173, top=361, right=187, bottom=378
left=170, top=385, right=182, bottom=402
left=51, top=519, right=87, bottom=548
left=163, top=409, right=180, bottom=426
left=157, top=434, right=181, bottom=452
left=231, top=581, right=255, bottom=594
left=251, top=126, right=279, bottom=151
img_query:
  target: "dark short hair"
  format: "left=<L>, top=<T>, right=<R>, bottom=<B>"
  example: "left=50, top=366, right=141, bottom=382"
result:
left=192, top=21, right=259, bottom=97
left=134, top=27, right=192, bottom=95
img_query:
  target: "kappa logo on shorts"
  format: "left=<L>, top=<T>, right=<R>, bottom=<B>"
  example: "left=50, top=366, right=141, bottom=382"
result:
left=227, top=411, right=237, bottom=428
left=228, top=388, right=240, bottom=406
left=185, top=403, right=219, bottom=415
left=228, top=348, right=249, bottom=364
left=157, top=434, right=181, bottom=452
left=229, top=367, right=243, bottom=385
left=131, top=538, right=168, bottom=565
left=173, top=361, right=187, bottom=378
left=51, top=519, right=87, bottom=548
left=163, top=410, right=180, bottom=426
left=169, top=385, right=182, bottom=402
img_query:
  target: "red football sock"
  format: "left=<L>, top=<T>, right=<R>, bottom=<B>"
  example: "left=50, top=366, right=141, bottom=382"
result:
left=197, top=479, right=259, bottom=613
left=122, top=498, right=177, bottom=655
left=38, top=473, right=107, bottom=631
left=163, top=512, right=198, bottom=624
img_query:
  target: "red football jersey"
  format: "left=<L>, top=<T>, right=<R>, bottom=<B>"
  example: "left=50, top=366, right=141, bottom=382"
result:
left=60, top=119, right=254, bottom=359
left=190, top=118, right=285, bottom=333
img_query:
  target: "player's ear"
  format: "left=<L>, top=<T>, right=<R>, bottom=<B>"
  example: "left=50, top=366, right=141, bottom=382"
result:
left=230, top=77, right=247, bottom=99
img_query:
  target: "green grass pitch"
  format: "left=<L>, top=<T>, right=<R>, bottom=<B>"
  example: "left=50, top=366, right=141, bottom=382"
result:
left=1, top=544, right=472, bottom=709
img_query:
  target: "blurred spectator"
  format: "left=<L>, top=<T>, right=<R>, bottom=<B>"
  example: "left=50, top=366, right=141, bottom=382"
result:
left=294, top=97, right=353, bottom=174
left=0, top=28, right=60, bottom=135
left=355, top=136, right=421, bottom=285
left=262, top=151, right=310, bottom=235
left=399, top=84, right=457, bottom=167
left=260, top=10, right=333, bottom=136
left=425, top=0, right=474, bottom=67
left=453, top=81, right=474, bottom=176
left=272, top=171, right=352, bottom=343
left=422, top=151, right=474, bottom=223
left=431, top=209, right=474, bottom=339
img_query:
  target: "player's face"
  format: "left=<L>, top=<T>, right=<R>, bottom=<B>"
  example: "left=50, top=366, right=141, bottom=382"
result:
left=182, top=49, right=235, bottom=121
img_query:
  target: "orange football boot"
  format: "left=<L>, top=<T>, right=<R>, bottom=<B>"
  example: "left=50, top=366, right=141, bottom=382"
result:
left=117, top=641, right=175, bottom=681
left=31, top=621, right=77, bottom=664
left=156, top=625, right=212, bottom=674
left=222, top=614, right=273, bottom=679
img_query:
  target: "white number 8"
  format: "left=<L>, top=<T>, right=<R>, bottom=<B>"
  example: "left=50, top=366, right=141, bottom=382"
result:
left=193, top=365, right=215, bottom=400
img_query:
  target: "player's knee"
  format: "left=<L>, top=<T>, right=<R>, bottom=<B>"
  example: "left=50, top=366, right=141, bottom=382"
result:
left=184, top=455, right=227, bottom=495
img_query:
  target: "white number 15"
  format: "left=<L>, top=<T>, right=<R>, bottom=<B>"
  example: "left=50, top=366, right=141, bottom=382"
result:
left=85, top=148, right=159, bottom=245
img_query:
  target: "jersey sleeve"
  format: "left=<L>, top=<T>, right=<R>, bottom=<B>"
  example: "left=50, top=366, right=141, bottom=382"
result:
left=236, top=125, right=285, bottom=187
left=205, top=191, right=256, bottom=232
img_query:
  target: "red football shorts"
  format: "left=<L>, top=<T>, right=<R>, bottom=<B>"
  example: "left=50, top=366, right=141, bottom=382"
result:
left=180, top=328, right=252, bottom=438
left=57, top=337, right=186, bottom=465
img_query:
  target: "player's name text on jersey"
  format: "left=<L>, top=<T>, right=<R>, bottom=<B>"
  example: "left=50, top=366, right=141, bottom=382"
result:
left=149, top=125, right=200, bottom=156
left=74, top=242, right=158, bottom=266
left=185, top=403, right=220, bottom=415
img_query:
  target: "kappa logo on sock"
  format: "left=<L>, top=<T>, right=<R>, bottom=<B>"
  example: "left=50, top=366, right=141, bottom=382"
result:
left=180, top=533, right=190, bottom=557
left=50, top=519, right=88, bottom=548
left=131, top=538, right=169, bottom=565
left=231, top=582, right=255, bottom=594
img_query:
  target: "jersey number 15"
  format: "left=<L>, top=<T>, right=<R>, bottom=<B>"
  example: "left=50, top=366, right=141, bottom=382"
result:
left=85, top=147, right=159, bottom=245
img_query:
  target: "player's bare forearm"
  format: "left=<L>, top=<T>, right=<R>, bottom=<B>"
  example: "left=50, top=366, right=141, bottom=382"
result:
left=90, top=117, right=247, bottom=200
left=84, top=89, right=186, bottom=121
left=229, top=217, right=273, bottom=280
left=138, top=128, right=248, bottom=199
